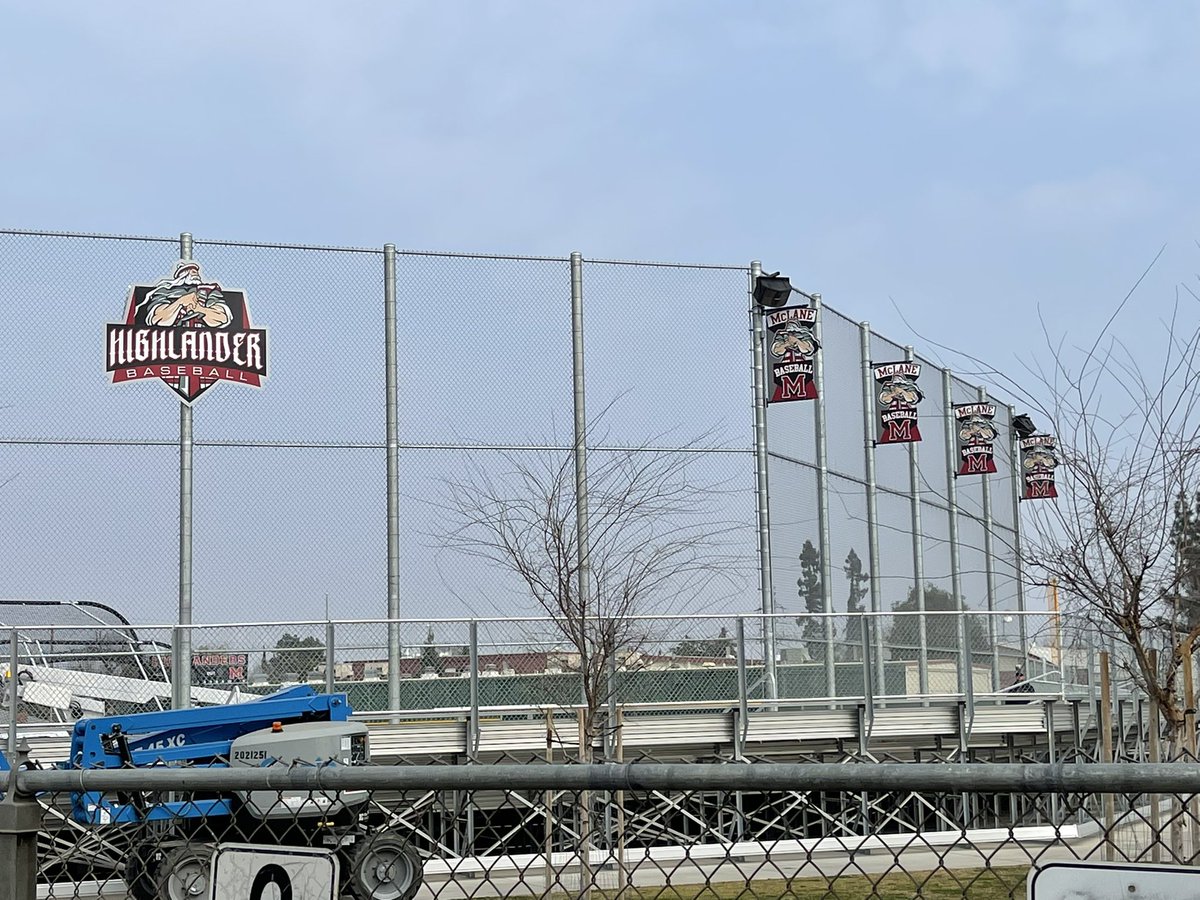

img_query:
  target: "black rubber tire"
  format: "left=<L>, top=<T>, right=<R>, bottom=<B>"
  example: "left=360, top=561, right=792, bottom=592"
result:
left=123, top=840, right=161, bottom=900
left=347, top=832, right=423, bottom=900
left=158, top=843, right=214, bottom=900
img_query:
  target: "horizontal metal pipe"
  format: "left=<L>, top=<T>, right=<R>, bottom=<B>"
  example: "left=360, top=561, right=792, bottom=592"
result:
left=21, top=763, right=1200, bottom=796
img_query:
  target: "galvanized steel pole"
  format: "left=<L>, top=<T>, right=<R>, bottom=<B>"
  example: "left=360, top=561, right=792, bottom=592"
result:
left=174, top=232, right=194, bottom=710
left=735, top=617, right=748, bottom=759
left=31, top=761, right=1200, bottom=796
left=978, top=388, right=1001, bottom=693
left=468, top=621, right=480, bottom=758
left=748, top=262, right=777, bottom=700
left=384, top=244, right=402, bottom=716
left=1009, top=405, right=1029, bottom=668
left=860, top=323, right=885, bottom=696
left=942, top=369, right=968, bottom=700
left=906, top=346, right=929, bottom=695
left=570, top=253, right=593, bottom=659
left=811, top=295, right=836, bottom=699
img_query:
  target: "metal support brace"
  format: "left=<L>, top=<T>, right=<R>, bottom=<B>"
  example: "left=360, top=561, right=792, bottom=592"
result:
left=468, top=621, right=480, bottom=759
left=0, top=743, right=37, bottom=900
left=325, top=622, right=336, bottom=695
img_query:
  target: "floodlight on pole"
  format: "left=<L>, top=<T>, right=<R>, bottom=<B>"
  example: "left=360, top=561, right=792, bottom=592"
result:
left=753, top=271, right=819, bottom=308
left=1012, top=415, right=1037, bottom=439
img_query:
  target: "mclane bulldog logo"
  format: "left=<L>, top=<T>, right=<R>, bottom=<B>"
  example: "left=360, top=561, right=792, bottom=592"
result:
left=764, top=306, right=819, bottom=403
left=1020, top=434, right=1059, bottom=500
left=106, top=260, right=267, bottom=403
left=873, top=362, right=923, bottom=444
left=953, top=403, right=998, bottom=475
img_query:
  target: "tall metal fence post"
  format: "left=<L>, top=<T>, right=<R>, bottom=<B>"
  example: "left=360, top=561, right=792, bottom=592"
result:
left=748, top=261, right=777, bottom=700
left=570, top=252, right=595, bottom=743
left=173, top=232, right=194, bottom=710
left=942, top=370, right=968, bottom=700
left=978, top=388, right=1001, bottom=693
left=811, top=294, right=836, bottom=701
left=384, top=243, right=402, bottom=719
left=325, top=622, right=336, bottom=696
left=1009, top=405, right=1029, bottom=669
left=859, top=323, right=886, bottom=698
left=906, top=346, right=929, bottom=696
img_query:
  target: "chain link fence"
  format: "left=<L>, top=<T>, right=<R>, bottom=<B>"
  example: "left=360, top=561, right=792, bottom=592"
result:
left=8, top=762, right=1200, bottom=900
left=3, top=228, right=1040, bottom=714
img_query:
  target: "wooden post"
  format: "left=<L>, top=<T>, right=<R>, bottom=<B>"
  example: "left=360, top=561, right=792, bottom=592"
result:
left=578, top=708, right=592, bottom=899
left=1148, top=650, right=1162, bottom=863
left=1184, top=639, right=1198, bottom=861
left=616, top=707, right=627, bottom=896
left=1099, top=651, right=1115, bottom=861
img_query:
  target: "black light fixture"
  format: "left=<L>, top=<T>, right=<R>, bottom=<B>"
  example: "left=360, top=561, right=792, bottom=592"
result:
left=753, top=272, right=793, bottom=308
left=1012, top=415, right=1037, bottom=439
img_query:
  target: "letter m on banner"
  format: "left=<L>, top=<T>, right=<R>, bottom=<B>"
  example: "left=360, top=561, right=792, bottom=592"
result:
left=885, top=419, right=913, bottom=443
left=963, top=454, right=990, bottom=475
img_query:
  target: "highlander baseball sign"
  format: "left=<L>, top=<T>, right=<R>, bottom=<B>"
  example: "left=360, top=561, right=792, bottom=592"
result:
left=1021, top=434, right=1059, bottom=500
left=765, top=305, right=819, bottom=403
left=873, top=361, right=923, bottom=444
left=953, top=402, right=998, bottom=475
left=106, top=260, right=267, bottom=403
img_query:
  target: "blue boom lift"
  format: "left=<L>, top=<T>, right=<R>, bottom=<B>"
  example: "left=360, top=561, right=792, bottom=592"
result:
left=3, top=685, right=421, bottom=900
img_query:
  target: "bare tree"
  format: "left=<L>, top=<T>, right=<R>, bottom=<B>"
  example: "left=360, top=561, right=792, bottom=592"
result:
left=908, top=255, right=1200, bottom=754
left=1017, top=292, right=1200, bottom=755
left=438, top=425, right=744, bottom=761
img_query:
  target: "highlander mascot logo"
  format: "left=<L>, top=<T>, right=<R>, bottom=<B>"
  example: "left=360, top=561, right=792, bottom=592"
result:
left=1020, top=434, right=1059, bottom=500
left=953, top=403, right=998, bottom=475
left=873, top=361, right=923, bottom=444
left=106, top=260, right=267, bottom=403
left=765, top=306, right=819, bottom=403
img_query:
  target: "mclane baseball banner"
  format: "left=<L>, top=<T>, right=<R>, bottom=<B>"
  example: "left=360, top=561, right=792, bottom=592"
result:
left=873, top=361, right=923, bottom=444
left=764, top=305, right=819, bottom=403
left=953, top=402, right=998, bottom=475
left=1020, top=434, right=1059, bottom=499
left=106, top=259, right=268, bottom=404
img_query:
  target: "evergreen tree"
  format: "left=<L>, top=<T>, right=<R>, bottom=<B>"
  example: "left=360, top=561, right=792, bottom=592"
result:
left=842, top=548, right=869, bottom=659
left=672, top=626, right=734, bottom=658
left=420, top=627, right=444, bottom=674
left=796, top=540, right=824, bottom=660
left=1170, top=490, right=1200, bottom=629
left=884, top=585, right=989, bottom=661
left=264, top=633, right=324, bottom=681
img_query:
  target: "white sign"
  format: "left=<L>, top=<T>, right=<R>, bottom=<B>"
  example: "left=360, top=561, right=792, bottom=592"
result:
left=211, top=843, right=339, bottom=900
left=1030, top=861, right=1200, bottom=899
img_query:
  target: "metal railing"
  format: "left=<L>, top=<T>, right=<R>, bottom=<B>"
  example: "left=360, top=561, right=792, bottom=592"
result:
left=1, top=609, right=1119, bottom=719
left=5, top=760, right=1200, bottom=900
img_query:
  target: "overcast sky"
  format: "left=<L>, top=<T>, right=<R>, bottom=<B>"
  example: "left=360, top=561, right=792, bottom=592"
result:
left=6, top=3, right=1198, bottom=346
left=3, top=2, right=1199, bottom=631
